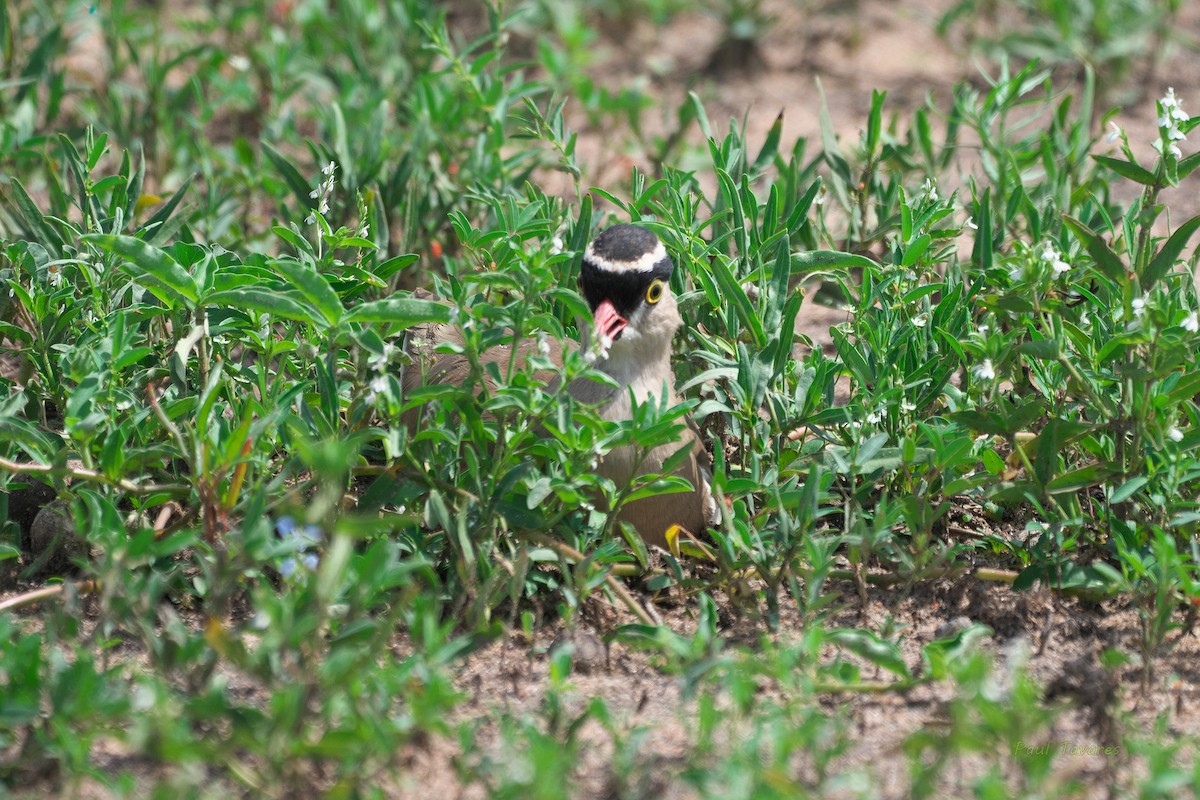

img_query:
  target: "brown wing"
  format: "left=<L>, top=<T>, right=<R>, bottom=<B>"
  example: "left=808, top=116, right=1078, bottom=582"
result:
left=400, top=313, right=564, bottom=430
left=602, top=415, right=717, bottom=549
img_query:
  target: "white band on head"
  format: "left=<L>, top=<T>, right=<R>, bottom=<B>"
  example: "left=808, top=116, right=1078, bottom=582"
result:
left=584, top=239, right=668, bottom=274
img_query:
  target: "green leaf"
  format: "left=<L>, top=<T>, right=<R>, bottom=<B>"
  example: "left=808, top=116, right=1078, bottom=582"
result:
left=1016, top=339, right=1061, bottom=360
left=274, top=260, right=344, bottom=327
left=0, top=416, right=59, bottom=462
left=138, top=172, right=195, bottom=241
left=1166, top=370, right=1200, bottom=404
left=374, top=254, right=420, bottom=282
left=9, top=179, right=63, bottom=254
left=1109, top=477, right=1149, bottom=504
left=1046, top=464, right=1122, bottom=495
left=922, top=623, right=992, bottom=681
left=1143, top=214, right=1200, bottom=290
left=750, top=110, right=783, bottom=176
left=1093, top=155, right=1156, bottom=185
left=710, top=254, right=765, bottom=348
left=85, top=233, right=199, bottom=307
left=828, top=628, right=910, bottom=680
left=830, top=328, right=873, bottom=387
left=971, top=190, right=993, bottom=270
left=1062, top=215, right=1126, bottom=282
left=1012, top=561, right=1123, bottom=597
left=791, top=250, right=879, bottom=274
left=1179, top=151, right=1200, bottom=180
left=205, top=289, right=320, bottom=324
left=263, top=142, right=316, bottom=215
left=784, top=178, right=824, bottom=234
left=345, top=297, right=452, bottom=327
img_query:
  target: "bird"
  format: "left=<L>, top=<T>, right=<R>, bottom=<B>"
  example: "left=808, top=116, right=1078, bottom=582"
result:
left=401, top=223, right=718, bottom=549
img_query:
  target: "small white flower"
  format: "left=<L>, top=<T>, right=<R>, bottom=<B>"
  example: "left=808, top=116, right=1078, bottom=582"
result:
left=537, top=332, right=551, bottom=357
left=1132, top=296, right=1147, bottom=318
left=866, top=409, right=883, bottom=425
left=900, top=400, right=917, bottom=413
left=1154, top=90, right=1188, bottom=158
left=357, top=223, right=370, bottom=238
left=596, top=334, right=612, bottom=360
left=550, top=236, right=564, bottom=255
left=368, top=343, right=395, bottom=373
left=1040, top=243, right=1070, bottom=275
left=1168, top=426, right=1184, bottom=443
left=977, top=323, right=989, bottom=335
left=46, top=263, right=64, bottom=287
left=309, top=188, right=320, bottom=199
left=913, top=312, right=930, bottom=328
left=228, top=54, right=251, bottom=72
left=1183, top=311, right=1199, bottom=333
left=318, top=199, right=330, bottom=215
left=322, top=161, right=337, bottom=177
left=366, top=375, right=388, bottom=404
left=964, top=216, right=977, bottom=230
left=1107, top=121, right=1122, bottom=143
left=814, top=186, right=826, bottom=206
left=922, top=178, right=939, bottom=202
left=304, top=212, right=316, bottom=225
left=972, top=359, right=996, bottom=381
left=1154, top=139, right=1184, bottom=159
left=1160, top=88, right=1188, bottom=122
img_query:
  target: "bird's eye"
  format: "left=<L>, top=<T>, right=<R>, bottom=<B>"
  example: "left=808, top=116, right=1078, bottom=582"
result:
left=645, top=279, right=665, bottom=304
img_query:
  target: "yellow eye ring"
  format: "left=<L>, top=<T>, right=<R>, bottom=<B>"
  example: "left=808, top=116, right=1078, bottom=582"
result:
left=646, top=279, right=665, bottom=304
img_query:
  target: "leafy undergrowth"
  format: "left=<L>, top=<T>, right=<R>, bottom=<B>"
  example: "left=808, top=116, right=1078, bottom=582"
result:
left=2, top=0, right=1200, bottom=797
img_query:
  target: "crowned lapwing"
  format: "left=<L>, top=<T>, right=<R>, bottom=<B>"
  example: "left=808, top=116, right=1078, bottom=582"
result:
left=403, top=224, right=718, bottom=548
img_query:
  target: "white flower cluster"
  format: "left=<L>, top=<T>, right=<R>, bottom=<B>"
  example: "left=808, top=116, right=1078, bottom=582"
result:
left=305, top=161, right=337, bottom=225
left=1040, top=242, right=1070, bottom=276
left=971, top=358, right=996, bottom=382
left=584, top=330, right=612, bottom=365
left=1154, top=87, right=1189, bottom=159
left=365, top=341, right=396, bottom=405
left=922, top=178, right=939, bottom=203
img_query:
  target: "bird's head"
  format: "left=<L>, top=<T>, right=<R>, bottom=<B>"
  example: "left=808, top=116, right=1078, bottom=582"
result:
left=579, top=224, right=681, bottom=371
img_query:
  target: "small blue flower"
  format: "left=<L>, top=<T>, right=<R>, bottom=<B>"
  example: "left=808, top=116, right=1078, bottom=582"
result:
left=274, top=515, right=323, bottom=578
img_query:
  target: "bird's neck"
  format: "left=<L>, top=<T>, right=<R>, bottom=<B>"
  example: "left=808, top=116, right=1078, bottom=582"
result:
left=598, top=338, right=675, bottom=402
